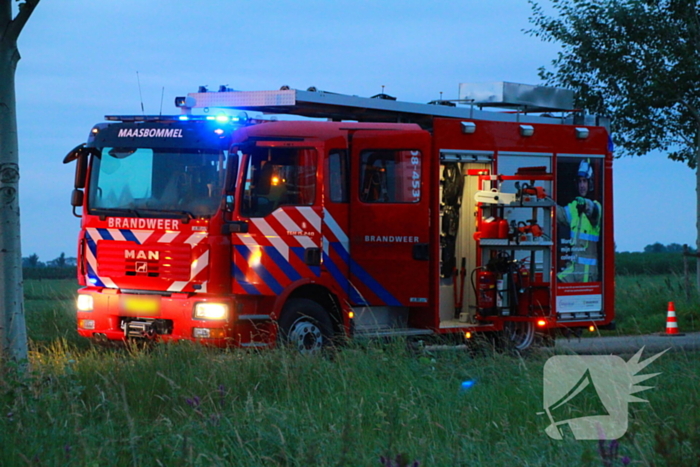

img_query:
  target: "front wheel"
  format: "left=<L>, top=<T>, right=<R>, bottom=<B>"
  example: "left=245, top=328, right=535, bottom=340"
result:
left=278, top=298, right=334, bottom=354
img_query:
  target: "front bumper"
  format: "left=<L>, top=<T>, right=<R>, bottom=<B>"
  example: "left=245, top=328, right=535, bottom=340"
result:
left=76, top=287, right=237, bottom=347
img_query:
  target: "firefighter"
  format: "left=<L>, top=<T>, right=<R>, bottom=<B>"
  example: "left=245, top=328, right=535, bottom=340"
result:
left=556, top=159, right=602, bottom=283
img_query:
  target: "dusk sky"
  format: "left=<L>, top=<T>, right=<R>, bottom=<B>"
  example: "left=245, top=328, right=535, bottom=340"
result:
left=13, top=0, right=696, bottom=261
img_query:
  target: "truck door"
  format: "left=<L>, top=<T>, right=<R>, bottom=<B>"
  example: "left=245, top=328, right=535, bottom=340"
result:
left=232, top=142, right=323, bottom=296
left=349, top=130, right=431, bottom=306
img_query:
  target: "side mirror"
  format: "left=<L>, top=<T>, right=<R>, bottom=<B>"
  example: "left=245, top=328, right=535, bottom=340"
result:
left=63, top=144, right=86, bottom=164
left=71, top=189, right=84, bottom=218
left=64, top=143, right=93, bottom=189
left=71, top=189, right=84, bottom=207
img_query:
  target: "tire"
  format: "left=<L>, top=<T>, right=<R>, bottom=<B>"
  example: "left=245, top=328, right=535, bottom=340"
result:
left=501, top=321, right=536, bottom=352
left=278, top=298, right=334, bottom=354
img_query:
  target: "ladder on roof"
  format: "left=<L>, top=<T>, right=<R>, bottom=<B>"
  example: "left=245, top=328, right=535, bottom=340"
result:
left=176, top=84, right=590, bottom=127
left=181, top=88, right=478, bottom=125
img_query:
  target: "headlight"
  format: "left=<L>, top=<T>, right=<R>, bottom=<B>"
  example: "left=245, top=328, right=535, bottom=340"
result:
left=194, top=303, right=228, bottom=320
left=77, top=294, right=94, bottom=312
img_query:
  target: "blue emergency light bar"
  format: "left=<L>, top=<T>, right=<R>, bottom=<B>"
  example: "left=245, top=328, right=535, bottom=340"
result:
left=105, top=113, right=248, bottom=123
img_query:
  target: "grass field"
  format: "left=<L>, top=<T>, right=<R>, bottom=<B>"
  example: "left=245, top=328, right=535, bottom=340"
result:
left=2, top=278, right=698, bottom=466
left=614, top=274, right=700, bottom=335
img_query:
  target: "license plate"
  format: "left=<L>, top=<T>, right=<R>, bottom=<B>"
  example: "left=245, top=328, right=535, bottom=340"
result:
left=121, top=296, right=160, bottom=316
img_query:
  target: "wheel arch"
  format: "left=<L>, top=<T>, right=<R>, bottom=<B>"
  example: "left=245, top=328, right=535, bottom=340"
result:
left=284, top=284, right=344, bottom=335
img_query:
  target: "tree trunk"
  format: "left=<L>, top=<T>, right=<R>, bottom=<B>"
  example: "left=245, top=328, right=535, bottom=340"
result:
left=697, top=162, right=700, bottom=295
left=0, top=28, right=27, bottom=364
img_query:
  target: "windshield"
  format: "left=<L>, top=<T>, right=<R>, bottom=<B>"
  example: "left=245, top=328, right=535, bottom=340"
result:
left=88, top=147, right=230, bottom=218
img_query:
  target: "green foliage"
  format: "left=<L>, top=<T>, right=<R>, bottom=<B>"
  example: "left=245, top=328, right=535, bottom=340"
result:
left=25, top=252, right=39, bottom=267
left=616, top=251, right=694, bottom=276
left=22, top=266, right=76, bottom=280
left=529, top=0, right=700, bottom=166
left=643, top=242, right=691, bottom=254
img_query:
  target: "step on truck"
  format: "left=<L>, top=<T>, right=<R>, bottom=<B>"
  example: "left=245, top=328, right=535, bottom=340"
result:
left=64, top=82, right=614, bottom=352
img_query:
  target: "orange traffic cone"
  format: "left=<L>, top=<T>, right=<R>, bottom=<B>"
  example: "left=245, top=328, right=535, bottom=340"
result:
left=661, top=301, right=684, bottom=337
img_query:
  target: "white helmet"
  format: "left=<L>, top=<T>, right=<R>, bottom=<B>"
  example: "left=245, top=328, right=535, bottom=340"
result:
left=577, top=159, right=593, bottom=179
left=577, top=159, right=594, bottom=192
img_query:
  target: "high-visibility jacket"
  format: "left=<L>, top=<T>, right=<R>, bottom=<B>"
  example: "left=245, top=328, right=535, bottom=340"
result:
left=557, top=198, right=602, bottom=283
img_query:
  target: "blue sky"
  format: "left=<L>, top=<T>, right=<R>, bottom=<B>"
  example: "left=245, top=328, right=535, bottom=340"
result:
left=14, top=0, right=696, bottom=260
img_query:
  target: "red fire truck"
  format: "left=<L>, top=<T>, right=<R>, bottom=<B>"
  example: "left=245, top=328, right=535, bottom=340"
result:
left=64, top=82, right=614, bottom=352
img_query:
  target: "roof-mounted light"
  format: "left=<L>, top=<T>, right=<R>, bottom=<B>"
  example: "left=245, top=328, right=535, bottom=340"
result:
left=103, top=114, right=251, bottom=124
left=174, top=96, right=196, bottom=108
left=520, top=125, right=535, bottom=137
left=575, top=127, right=590, bottom=139
left=461, top=121, right=476, bottom=134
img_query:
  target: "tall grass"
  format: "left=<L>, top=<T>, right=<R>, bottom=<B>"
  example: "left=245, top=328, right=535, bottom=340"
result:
left=23, top=279, right=88, bottom=350
left=2, top=341, right=698, bottom=465
left=614, top=274, right=700, bottom=334
left=4, top=278, right=698, bottom=465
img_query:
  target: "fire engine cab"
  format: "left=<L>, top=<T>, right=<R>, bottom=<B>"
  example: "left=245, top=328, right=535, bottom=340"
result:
left=64, top=82, right=614, bottom=352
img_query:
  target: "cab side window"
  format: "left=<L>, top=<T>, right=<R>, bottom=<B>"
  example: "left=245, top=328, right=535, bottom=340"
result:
left=241, top=147, right=317, bottom=217
left=327, top=149, right=349, bottom=203
left=359, top=150, right=421, bottom=203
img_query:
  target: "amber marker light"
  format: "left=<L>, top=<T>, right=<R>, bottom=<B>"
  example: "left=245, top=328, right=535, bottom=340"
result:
left=537, top=319, right=547, bottom=327
left=465, top=331, right=472, bottom=339
left=348, top=311, right=355, bottom=319
left=78, top=319, right=95, bottom=330
left=193, top=328, right=226, bottom=339
left=589, top=325, right=596, bottom=332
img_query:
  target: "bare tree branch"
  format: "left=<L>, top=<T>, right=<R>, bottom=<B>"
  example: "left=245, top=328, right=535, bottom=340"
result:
left=0, top=1, right=13, bottom=42
left=681, top=99, right=700, bottom=126
left=6, top=0, right=39, bottom=42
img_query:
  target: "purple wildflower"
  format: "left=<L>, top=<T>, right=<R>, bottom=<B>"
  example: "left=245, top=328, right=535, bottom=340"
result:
left=186, top=396, right=201, bottom=408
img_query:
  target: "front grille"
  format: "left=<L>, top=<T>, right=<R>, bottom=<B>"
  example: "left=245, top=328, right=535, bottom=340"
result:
left=97, top=241, right=191, bottom=280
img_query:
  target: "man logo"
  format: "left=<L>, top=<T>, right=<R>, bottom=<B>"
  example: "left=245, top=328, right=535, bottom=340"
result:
left=539, top=347, right=667, bottom=440
left=124, top=250, right=159, bottom=260
left=135, top=262, right=148, bottom=273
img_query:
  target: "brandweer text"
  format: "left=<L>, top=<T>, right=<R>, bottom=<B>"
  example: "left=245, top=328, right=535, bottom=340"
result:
left=364, top=235, right=420, bottom=243
left=108, top=218, right=181, bottom=230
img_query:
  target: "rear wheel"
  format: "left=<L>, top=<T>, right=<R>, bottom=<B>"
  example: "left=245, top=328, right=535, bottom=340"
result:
left=278, top=298, right=333, bottom=354
left=502, top=321, right=536, bottom=352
